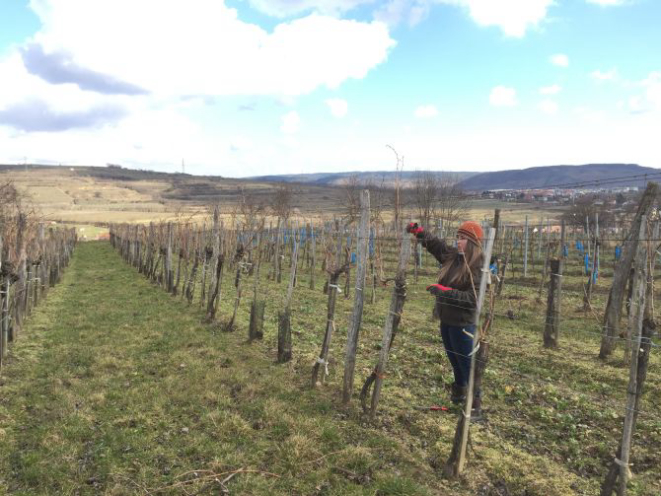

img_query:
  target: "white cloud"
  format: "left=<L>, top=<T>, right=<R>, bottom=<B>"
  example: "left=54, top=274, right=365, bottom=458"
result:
left=281, top=110, right=301, bottom=133
left=326, top=98, right=348, bottom=118
left=550, top=54, right=569, bottom=67
left=0, top=0, right=394, bottom=170
left=591, top=68, right=618, bottom=81
left=538, top=99, right=558, bottom=115
left=457, top=0, right=554, bottom=38
left=539, top=84, right=562, bottom=95
left=489, top=86, right=517, bottom=107
left=21, top=1, right=395, bottom=98
left=414, top=104, right=439, bottom=118
left=586, top=0, right=627, bottom=6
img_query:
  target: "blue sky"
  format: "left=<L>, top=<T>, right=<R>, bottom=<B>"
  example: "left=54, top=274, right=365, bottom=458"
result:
left=0, top=0, right=659, bottom=177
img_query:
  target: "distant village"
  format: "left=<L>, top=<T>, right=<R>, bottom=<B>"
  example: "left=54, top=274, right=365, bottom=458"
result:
left=479, top=185, right=640, bottom=208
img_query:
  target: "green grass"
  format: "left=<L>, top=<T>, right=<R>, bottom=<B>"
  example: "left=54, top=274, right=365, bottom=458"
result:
left=0, top=241, right=659, bottom=495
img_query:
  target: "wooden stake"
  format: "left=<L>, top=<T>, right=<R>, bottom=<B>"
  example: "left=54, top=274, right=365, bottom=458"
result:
left=444, top=227, right=496, bottom=477
left=363, top=232, right=411, bottom=418
left=543, top=258, right=562, bottom=348
left=600, top=182, right=657, bottom=358
left=617, top=217, right=647, bottom=495
left=342, top=190, right=370, bottom=404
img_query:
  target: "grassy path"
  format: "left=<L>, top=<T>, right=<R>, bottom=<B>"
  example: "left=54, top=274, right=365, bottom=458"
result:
left=0, top=242, right=441, bottom=495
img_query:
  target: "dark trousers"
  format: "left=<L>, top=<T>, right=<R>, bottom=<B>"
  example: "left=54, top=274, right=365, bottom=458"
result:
left=440, top=323, right=475, bottom=388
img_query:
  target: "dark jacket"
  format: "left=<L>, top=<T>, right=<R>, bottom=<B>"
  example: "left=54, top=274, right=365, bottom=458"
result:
left=418, top=232, right=482, bottom=327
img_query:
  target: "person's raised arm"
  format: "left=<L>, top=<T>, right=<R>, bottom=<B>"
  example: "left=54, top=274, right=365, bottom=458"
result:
left=406, top=222, right=454, bottom=264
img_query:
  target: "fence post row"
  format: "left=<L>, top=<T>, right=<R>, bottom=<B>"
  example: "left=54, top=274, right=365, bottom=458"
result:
left=0, top=224, right=76, bottom=372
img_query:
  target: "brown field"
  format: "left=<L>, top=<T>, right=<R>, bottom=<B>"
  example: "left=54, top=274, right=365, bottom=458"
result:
left=2, top=165, right=562, bottom=234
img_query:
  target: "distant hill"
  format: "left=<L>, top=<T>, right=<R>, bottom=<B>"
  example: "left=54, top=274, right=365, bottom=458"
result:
left=458, top=164, right=660, bottom=191
left=250, top=170, right=476, bottom=187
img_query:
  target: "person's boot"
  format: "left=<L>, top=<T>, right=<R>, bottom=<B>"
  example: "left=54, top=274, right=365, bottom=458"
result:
left=450, top=383, right=467, bottom=405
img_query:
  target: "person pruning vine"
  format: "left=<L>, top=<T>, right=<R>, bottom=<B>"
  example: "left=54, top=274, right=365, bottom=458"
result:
left=407, top=220, right=485, bottom=415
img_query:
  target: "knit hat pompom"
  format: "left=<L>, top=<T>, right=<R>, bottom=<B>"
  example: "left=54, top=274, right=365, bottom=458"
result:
left=457, top=221, right=483, bottom=246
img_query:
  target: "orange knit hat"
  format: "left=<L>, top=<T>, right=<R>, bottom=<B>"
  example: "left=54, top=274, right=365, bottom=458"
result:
left=458, top=221, right=483, bottom=246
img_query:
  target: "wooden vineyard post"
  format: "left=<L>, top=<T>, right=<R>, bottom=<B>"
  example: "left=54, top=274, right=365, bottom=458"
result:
left=278, top=234, right=299, bottom=362
left=493, top=209, right=501, bottom=248
left=600, top=217, right=648, bottom=496
left=311, top=263, right=349, bottom=387
left=38, top=224, right=47, bottom=297
left=185, top=229, right=200, bottom=304
left=444, top=227, right=496, bottom=478
left=584, top=213, right=599, bottom=311
left=600, top=218, right=656, bottom=496
left=309, top=225, right=316, bottom=290
left=275, top=218, right=283, bottom=284
left=543, top=259, right=562, bottom=348
left=249, top=233, right=265, bottom=342
left=370, top=227, right=377, bottom=305
left=0, top=233, right=4, bottom=368
left=165, top=223, right=174, bottom=293
left=205, top=208, right=221, bottom=321
left=600, top=182, right=657, bottom=358
left=523, top=216, right=529, bottom=278
left=342, top=190, right=370, bottom=404
left=224, top=244, right=246, bottom=332
left=344, top=234, right=353, bottom=299
left=14, top=213, right=27, bottom=338
left=360, top=232, right=411, bottom=418
left=560, top=220, right=566, bottom=268
left=204, top=252, right=224, bottom=323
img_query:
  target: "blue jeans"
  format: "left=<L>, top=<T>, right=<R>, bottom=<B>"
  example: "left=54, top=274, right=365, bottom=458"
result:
left=440, top=323, right=475, bottom=387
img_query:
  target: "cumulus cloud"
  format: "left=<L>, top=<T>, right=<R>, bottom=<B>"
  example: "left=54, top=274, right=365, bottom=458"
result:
left=20, top=42, right=147, bottom=95
left=24, top=1, right=395, bottom=98
left=414, top=104, right=438, bottom=118
left=538, top=99, right=558, bottom=115
left=489, top=86, right=517, bottom=107
left=281, top=110, right=301, bottom=133
left=550, top=54, right=569, bottom=67
left=457, top=0, right=554, bottom=37
left=0, top=98, right=125, bottom=132
left=326, top=98, right=348, bottom=117
left=591, top=68, right=618, bottom=81
left=539, top=84, right=562, bottom=95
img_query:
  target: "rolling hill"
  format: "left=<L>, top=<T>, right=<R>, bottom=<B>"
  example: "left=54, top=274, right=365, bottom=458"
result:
left=458, top=163, right=660, bottom=191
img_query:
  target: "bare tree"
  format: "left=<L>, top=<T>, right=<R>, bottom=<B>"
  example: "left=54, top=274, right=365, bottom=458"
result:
left=436, top=173, right=469, bottom=225
left=363, top=174, right=389, bottom=227
left=341, top=174, right=362, bottom=225
left=271, top=182, right=294, bottom=221
left=412, top=170, right=439, bottom=228
left=561, top=194, right=616, bottom=232
left=236, top=185, right=265, bottom=229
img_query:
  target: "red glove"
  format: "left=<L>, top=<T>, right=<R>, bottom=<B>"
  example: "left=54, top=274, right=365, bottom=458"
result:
left=406, top=222, right=424, bottom=235
left=426, top=284, right=453, bottom=296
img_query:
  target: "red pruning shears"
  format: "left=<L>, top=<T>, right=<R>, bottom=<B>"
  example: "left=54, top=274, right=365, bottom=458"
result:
left=414, top=405, right=449, bottom=412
